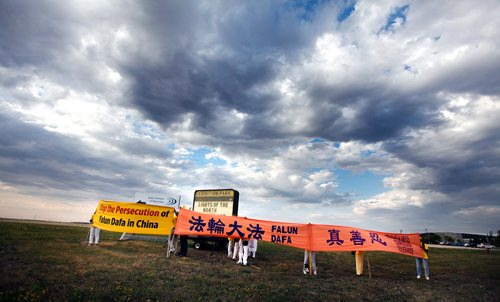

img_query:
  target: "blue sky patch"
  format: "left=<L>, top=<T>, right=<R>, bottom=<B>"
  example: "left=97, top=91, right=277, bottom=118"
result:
left=188, top=147, right=226, bottom=166
left=360, top=150, right=376, bottom=158
left=337, top=1, right=356, bottom=22
left=310, top=137, right=325, bottom=143
left=335, top=168, right=388, bottom=199
left=286, top=0, right=331, bottom=22
left=381, top=4, right=410, bottom=32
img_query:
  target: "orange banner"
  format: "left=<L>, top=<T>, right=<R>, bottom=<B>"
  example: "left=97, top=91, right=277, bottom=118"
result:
left=310, top=224, right=424, bottom=257
left=174, top=209, right=424, bottom=258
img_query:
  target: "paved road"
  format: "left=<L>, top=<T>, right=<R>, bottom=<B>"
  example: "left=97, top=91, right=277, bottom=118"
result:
left=429, top=243, right=496, bottom=251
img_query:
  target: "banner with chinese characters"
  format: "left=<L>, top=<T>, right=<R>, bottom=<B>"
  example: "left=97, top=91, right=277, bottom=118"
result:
left=310, top=224, right=424, bottom=257
left=175, top=208, right=311, bottom=249
left=91, top=200, right=176, bottom=235
left=174, top=208, right=424, bottom=258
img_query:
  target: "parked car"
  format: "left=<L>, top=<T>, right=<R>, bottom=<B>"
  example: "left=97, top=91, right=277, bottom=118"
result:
left=477, top=243, right=495, bottom=249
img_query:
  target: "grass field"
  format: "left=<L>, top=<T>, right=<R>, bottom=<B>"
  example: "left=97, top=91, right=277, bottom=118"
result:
left=0, top=220, right=499, bottom=301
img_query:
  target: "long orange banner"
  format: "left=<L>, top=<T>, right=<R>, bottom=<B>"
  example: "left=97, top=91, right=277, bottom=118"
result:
left=174, top=208, right=424, bottom=258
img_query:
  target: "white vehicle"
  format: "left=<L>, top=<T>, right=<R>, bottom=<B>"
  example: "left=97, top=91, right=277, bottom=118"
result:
left=478, top=243, right=495, bottom=249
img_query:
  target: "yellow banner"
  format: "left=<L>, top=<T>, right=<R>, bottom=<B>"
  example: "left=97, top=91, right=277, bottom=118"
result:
left=91, top=200, right=176, bottom=235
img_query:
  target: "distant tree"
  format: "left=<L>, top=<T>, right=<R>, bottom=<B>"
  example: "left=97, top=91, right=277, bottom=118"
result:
left=444, top=235, right=454, bottom=243
left=487, top=230, right=494, bottom=244
left=495, top=229, right=500, bottom=247
left=428, top=233, right=441, bottom=244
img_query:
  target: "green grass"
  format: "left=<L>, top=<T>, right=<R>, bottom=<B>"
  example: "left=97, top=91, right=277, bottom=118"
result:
left=0, top=220, right=499, bottom=301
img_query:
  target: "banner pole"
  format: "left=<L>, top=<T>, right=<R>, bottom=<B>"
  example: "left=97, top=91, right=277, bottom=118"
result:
left=308, top=223, right=313, bottom=274
left=367, top=255, right=371, bottom=278
left=308, top=251, right=313, bottom=275
left=83, top=227, right=90, bottom=246
left=166, top=227, right=175, bottom=257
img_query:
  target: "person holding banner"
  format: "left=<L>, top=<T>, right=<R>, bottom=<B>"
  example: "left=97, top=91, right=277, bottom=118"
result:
left=249, top=239, right=258, bottom=258
left=303, top=250, right=317, bottom=275
left=232, top=238, right=240, bottom=260
left=89, top=215, right=100, bottom=246
left=237, top=239, right=249, bottom=266
left=416, top=240, right=430, bottom=280
left=228, top=238, right=235, bottom=258
left=355, top=251, right=363, bottom=276
left=177, top=235, right=188, bottom=257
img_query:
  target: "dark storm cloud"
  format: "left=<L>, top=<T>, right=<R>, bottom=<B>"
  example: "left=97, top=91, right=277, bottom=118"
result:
left=302, top=84, right=443, bottom=142
left=126, top=53, right=280, bottom=132
left=384, top=122, right=500, bottom=200
left=438, top=55, right=500, bottom=96
left=119, top=2, right=331, bottom=137
left=0, top=1, right=75, bottom=68
left=0, top=111, right=150, bottom=197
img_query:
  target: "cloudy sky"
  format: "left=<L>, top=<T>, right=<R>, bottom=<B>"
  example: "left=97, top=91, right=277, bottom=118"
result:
left=1, top=0, right=499, bottom=234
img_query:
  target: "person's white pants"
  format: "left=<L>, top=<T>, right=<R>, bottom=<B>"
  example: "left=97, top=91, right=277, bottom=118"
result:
left=249, top=239, right=258, bottom=258
left=228, top=240, right=234, bottom=257
left=232, top=239, right=240, bottom=259
left=237, top=240, right=249, bottom=265
left=89, top=226, right=100, bottom=245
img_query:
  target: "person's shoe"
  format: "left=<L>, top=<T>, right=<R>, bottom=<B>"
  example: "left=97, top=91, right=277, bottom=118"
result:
left=425, top=276, right=430, bottom=280
left=303, top=266, right=309, bottom=274
left=313, top=271, right=317, bottom=275
left=417, top=275, right=421, bottom=279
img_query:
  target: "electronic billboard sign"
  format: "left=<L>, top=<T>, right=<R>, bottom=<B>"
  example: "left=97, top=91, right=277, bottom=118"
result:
left=192, top=189, right=239, bottom=216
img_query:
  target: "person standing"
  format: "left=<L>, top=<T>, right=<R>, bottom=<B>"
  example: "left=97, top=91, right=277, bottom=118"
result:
left=303, top=250, right=317, bottom=275
left=355, top=251, right=363, bottom=276
left=177, top=235, right=188, bottom=257
left=416, top=239, right=430, bottom=280
left=232, top=238, right=240, bottom=260
left=228, top=238, right=235, bottom=258
left=89, top=215, right=100, bottom=246
left=249, top=239, right=258, bottom=258
left=237, top=239, right=249, bottom=265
